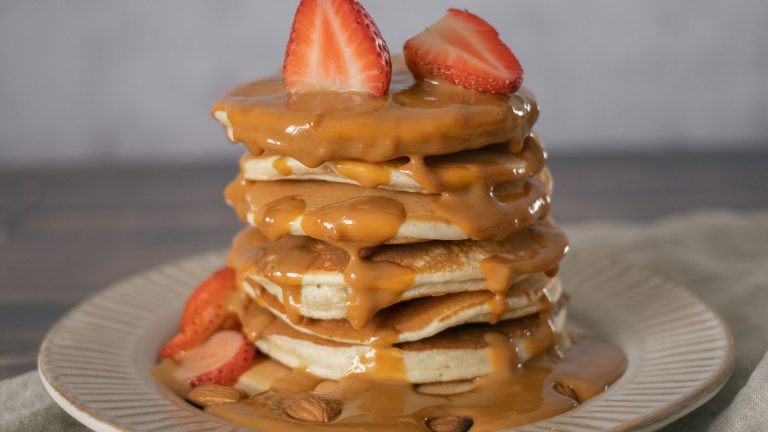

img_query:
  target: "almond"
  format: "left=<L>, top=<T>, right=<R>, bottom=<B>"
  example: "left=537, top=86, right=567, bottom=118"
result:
left=425, top=415, right=474, bottom=432
left=278, top=395, right=342, bottom=423
left=552, top=380, right=580, bottom=403
left=186, top=384, right=248, bottom=407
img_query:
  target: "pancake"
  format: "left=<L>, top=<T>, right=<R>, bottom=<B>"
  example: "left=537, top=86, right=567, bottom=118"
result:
left=212, top=67, right=539, bottom=168
left=229, top=221, right=568, bottom=323
left=253, top=276, right=563, bottom=344
left=243, top=302, right=567, bottom=383
left=226, top=169, right=552, bottom=243
left=240, top=133, right=545, bottom=194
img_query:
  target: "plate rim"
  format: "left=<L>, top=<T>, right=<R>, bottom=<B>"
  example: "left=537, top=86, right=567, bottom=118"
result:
left=37, top=250, right=735, bottom=432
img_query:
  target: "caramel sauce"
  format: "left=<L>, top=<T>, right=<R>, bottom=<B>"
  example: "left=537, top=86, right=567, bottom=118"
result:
left=241, top=302, right=276, bottom=342
left=191, top=336, right=626, bottom=432
left=481, top=222, right=569, bottom=321
left=301, top=196, right=415, bottom=330
left=212, top=69, right=538, bottom=168
left=227, top=220, right=567, bottom=330
left=402, top=134, right=546, bottom=194
left=243, top=133, right=545, bottom=195
left=264, top=246, right=319, bottom=323
left=224, top=174, right=250, bottom=222
left=227, top=171, right=551, bottom=244
left=232, top=133, right=549, bottom=245
left=348, top=331, right=406, bottom=381
left=272, top=156, right=294, bottom=176
left=432, top=174, right=550, bottom=241
left=251, top=274, right=556, bottom=345
left=332, top=160, right=392, bottom=188
left=253, top=195, right=306, bottom=240
left=229, top=191, right=419, bottom=329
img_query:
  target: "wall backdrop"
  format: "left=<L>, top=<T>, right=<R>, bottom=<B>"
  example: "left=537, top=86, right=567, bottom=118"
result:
left=1, top=0, right=767, bottom=167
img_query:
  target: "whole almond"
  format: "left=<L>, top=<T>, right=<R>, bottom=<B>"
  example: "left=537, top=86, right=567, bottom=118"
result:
left=278, top=395, right=342, bottom=422
left=425, top=415, right=474, bottom=432
left=186, top=384, right=248, bottom=407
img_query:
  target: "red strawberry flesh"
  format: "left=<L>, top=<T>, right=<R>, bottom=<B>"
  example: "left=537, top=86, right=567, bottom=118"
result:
left=174, top=330, right=255, bottom=387
left=404, top=9, right=524, bottom=95
left=283, top=0, right=392, bottom=96
left=179, top=267, right=236, bottom=329
left=159, top=267, right=238, bottom=359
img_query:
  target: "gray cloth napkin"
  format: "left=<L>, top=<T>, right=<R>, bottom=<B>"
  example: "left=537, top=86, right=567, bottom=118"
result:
left=568, top=209, right=768, bottom=431
left=2, top=208, right=767, bottom=431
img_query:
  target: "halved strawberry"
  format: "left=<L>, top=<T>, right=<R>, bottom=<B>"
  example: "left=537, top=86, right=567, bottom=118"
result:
left=174, top=330, right=255, bottom=387
left=404, top=9, right=524, bottom=95
left=283, top=0, right=392, bottom=96
left=160, top=267, right=238, bottom=359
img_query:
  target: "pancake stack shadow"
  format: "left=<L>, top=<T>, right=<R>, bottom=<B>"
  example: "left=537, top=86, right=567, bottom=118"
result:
left=215, top=70, right=570, bottom=385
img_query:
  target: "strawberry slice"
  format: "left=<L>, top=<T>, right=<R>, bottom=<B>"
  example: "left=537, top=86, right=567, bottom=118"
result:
left=174, top=330, right=255, bottom=387
left=160, top=267, right=238, bottom=359
left=404, top=9, right=524, bottom=95
left=283, top=0, right=392, bottom=96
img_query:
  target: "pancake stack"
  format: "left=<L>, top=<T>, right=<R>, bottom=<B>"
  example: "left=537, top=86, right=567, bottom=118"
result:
left=212, top=66, right=570, bottom=385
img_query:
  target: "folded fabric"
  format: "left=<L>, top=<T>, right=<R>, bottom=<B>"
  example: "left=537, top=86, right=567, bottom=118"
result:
left=0, top=371, right=87, bottom=432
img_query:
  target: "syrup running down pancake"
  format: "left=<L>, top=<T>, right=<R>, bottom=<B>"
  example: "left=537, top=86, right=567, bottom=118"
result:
left=240, top=133, right=546, bottom=194
left=252, top=276, right=563, bottom=344
left=239, top=298, right=568, bottom=383
left=212, top=68, right=539, bottom=168
left=226, top=169, right=553, bottom=243
left=228, top=222, right=567, bottom=328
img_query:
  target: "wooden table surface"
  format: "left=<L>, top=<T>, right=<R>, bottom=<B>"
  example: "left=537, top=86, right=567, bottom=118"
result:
left=1, top=150, right=767, bottom=380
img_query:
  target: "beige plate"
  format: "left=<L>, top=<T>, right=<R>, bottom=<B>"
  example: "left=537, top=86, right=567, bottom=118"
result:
left=38, top=250, right=733, bottom=432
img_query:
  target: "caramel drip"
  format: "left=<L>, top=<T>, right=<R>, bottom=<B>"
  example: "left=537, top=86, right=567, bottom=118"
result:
left=399, top=156, right=443, bottom=193
left=236, top=173, right=551, bottom=245
left=251, top=273, right=553, bottom=345
left=427, top=134, right=549, bottom=241
left=403, top=134, right=546, bottom=194
left=240, top=192, right=418, bottom=381
left=300, top=196, right=404, bottom=246
left=483, top=332, right=521, bottom=376
left=299, top=196, right=416, bottom=329
left=212, top=69, right=539, bottom=168
left=224, top=175, right=250, bottom=222
left=433, top=175, right=550, bottom=240
left=342, top=258, right=416, bottom=330
left=227, top=219, right=568, bottom=332
left=248, top=134, right=546, bottom=197
left=253, top=195, right=306, bottom=240
left=480, top=222, right=568, bottom=321
left=332, top=161, right=391, bottom=188
left=549, top=336, right=627, bottom=403
left=348, top=331, right=405, bottom=381
left=241, top=302, right=276, bottom=342
left=194, top=336, right=626, bottom=432
left=264, top=246, right=319, bottom=323
left=517, top=315, right=558, bottom=364
left=272, top=156, right=293, bottom=176
left=227, top=224, right=271, bottom=283
left=223, top=290, right=250, bottom=325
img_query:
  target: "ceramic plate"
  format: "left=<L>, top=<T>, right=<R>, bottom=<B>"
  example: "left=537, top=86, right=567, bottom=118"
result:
left=38, top=250, right=733, bottom=431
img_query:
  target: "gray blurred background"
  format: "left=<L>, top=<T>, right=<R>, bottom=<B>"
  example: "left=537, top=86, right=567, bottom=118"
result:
left=1, top=0, right=767, bottom=167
